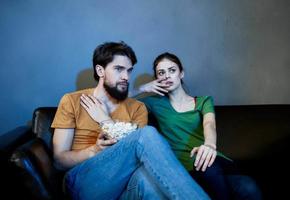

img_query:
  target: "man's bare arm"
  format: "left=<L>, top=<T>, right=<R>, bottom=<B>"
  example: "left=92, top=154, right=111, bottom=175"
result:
left=53, top=128, right=117, bottom=170
left=53, top=128, right=97, bottom=170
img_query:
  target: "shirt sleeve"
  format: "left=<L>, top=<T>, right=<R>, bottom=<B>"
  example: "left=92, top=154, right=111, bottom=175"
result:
left=131, top=102, right=148, bottom=128
left=51, top=94, right=76, bottom=128
left=201, top=96, right=215, bottom=115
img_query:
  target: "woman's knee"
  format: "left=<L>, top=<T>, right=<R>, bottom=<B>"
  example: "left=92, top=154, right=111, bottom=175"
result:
left=227, top=175, right=262, bottom=200
left=240, top=177, right=261, bottom=199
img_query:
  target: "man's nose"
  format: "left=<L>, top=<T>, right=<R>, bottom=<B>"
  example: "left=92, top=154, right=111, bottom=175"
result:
left=121, top=71, right=129, bottom=80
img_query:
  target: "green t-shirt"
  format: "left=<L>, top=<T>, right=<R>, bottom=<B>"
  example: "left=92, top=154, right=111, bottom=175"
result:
left=140, top=95, right=230, bottom=171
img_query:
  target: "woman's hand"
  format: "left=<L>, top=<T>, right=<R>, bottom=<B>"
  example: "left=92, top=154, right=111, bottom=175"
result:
left=190, top=144, right=217, bottom=172
left=80, top=94, right=111, bottom=123
left=139, top=78, right=169, bottom=96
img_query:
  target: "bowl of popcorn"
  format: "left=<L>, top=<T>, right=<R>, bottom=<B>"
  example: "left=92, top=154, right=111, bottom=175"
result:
left=101, top=121, right=138, bottom=140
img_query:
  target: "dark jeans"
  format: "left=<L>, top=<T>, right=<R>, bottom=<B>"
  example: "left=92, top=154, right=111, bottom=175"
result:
left=190, top=157, right=262, bottom=200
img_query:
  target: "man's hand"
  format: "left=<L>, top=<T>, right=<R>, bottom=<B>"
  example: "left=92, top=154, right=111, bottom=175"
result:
left=80, top=94, right=111, bottom=123
left=97, top=132, right=117, bottom=150
left=190, top=144, right=217, bottom=172
left=88, top=132, right=117, bottom=157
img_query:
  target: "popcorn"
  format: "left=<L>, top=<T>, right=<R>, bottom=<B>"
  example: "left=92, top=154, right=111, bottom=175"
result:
left=101, top=121, right=138, bottom=140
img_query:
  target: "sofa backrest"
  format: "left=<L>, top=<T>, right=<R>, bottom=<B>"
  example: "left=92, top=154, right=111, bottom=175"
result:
left=32, top=107, right=57, bottom=151
left=32, top=105, right=290, bottom=162
left=215, top=105, right=290, bottom=161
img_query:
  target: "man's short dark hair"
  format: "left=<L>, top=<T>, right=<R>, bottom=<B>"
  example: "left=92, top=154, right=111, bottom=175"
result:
left=92, top=41, right=137, bottom=81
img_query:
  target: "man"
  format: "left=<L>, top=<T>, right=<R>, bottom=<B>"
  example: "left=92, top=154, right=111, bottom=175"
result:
left=51, top=41, right=210, bottom=200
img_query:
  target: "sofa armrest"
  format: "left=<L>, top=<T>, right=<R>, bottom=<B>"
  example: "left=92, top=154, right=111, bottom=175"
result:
left=10, top=138, right=65, bottom=200
left=0, top=126, right=33, bottom=153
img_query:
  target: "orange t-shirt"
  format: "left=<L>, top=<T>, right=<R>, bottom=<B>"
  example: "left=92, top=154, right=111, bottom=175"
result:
left=51, top=88, right=148, bottom=150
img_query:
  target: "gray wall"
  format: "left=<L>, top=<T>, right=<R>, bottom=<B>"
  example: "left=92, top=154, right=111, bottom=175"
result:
left=1, top=0, right=290, bottom=135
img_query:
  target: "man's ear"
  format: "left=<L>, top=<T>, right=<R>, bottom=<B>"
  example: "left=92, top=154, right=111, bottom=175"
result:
left=95, top=65, right=105, bottom=78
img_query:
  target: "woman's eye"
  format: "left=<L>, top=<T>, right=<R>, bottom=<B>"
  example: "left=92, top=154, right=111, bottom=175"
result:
left=169, top=69, right=176, bottom=73
left=158, top=71, right=164, bottom=76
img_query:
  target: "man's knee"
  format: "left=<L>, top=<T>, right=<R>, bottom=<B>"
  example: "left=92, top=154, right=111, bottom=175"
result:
left=120, top=166, right=166, bottom=200
left=130, top=167, right=153, bottom=190
left=138, top=126, right=163, bottom=141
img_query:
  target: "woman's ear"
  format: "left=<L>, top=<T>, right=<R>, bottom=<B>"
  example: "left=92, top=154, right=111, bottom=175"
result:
left=95, top=65, right=105, bottom=78
left=180, top=71, right=184, bottom=79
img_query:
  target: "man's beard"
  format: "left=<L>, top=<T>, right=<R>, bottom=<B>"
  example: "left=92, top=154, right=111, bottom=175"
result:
left=104, top=82, right=129, bottom=101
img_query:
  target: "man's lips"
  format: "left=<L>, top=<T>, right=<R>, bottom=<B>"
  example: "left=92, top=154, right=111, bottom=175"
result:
left=118, top=82, right=128, bottom=87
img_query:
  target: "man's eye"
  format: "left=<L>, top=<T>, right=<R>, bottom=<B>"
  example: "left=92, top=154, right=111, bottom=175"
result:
left=128, top=68, right=133, bottom=74
left=116, top=67, right=123, bottom=72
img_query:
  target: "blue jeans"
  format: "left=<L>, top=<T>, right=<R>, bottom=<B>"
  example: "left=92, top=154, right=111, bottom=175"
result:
left=190, top=157, right=262, bottom=200
left=119, top=165, right=167, bottom=200
left=65, top=126, right=210, bottom=200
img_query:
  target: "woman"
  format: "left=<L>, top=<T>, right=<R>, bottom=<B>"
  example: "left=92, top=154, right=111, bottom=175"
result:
left=137, top=52, right=262, bottom=200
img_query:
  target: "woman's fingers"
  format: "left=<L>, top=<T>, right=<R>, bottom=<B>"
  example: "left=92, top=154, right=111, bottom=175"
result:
left=87, top=94, right=98, bottom=104
left=152, top=89, right=165, bottom=96
left=151, top=81, right=168, bottom=95
left=156, top=82, right=167, bottom=87
left=140, top=79, right=169, bottom=95
left=81, top=94, right=103, bottom=110
left=80, top=100, right=89, bottom=110
left=194, top=145, right=217, bottom=171
left=196, top=148, right=209, bottom=171
left=194, top=147, right=204, bottom=168
left=190, top=147, right=199, bottom=157
left=201, top=149, right=214, bottom=171
left=208, top=150, right=217, bottom=167
left=155, top=80, right=169, bottom=89
left=88, top=94, right=103, bottom=105
left=155, top=86, right=168, bottom=93
left=80, top=94, right=95, bottom=108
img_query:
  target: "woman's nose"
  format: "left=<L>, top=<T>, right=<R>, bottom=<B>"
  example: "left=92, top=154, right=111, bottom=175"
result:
left=165, top=72, right=170, bottom=78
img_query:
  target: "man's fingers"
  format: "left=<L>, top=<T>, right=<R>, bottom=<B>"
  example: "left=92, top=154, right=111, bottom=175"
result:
left=98, top=132, right=105, bottom=139
left=100, top=138, right=117, bottom=146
